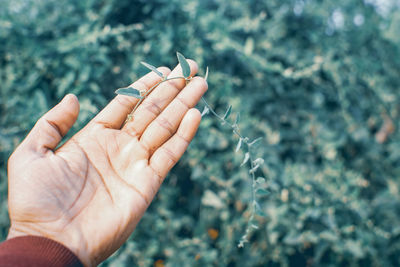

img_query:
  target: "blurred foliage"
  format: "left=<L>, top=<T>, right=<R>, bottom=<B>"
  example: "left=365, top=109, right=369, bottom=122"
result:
left=1, top=0, right=400, bottom=266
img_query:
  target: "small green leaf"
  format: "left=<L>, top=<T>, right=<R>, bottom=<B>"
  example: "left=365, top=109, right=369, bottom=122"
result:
left=234, top=113, right=240, bottom=125
left=223, top=105, right=232, bottom=120
left=256, top=188, right=269, bottom=196
left=238, top=238, right=248, bottom=248
left=176, top=52, right=191, bottom=78
left=256, top=177, right=266, bottom=184
left=140, top=61, right=164, bottom=77
left=235, top=138, right=242, bottom=152
left=201, top=106, right=209, bottom=117
left=253, top=158, right=264, bottom=165
left=254, top=202, right=267, bottom=217
left=249, top=164, right=260, bottom=174
left=251, top=224, right=259, bottom=230
left=241, top=152, right=250, bottom=166
left=249, top=137, right=262, bottom=146
left=205, top=66, right=209, bottom=81
left=115, top=87, right=143, bottom=99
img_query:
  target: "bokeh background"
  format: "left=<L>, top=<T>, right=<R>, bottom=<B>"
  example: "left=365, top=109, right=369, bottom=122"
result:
left=1, top=0, right=400, bottom=266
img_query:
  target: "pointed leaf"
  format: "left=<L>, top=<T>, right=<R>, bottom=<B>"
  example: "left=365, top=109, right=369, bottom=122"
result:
left=223, top=105, right=232, bottom=120
left=238, top=239, right=247, bottom=248
left=251, top=224, right=259, bottom=230
left=249, top=164, right=260, bottom=174
left=254, top=202, right=267, bottom=217
left=201, top=106, right=210, bottom=117
left=256, top=188, right=269, bottom=196
left=205, top=66, right=209, bottom=81
left=234, top=113, right=240, bottom=126
left=176, top=52, right=191, bottom=78
left=235, top=138, right=243, bottom=152
left=253, top=158, right=264, bottom=165
left=249, top=137, right=262, bottom=146
left=256, top=177, right=266, bottom=184
left=241, top=152, right=250, bottom=166
left=141, top=61, right=164, bottom=77
left=115, top=87, right=143, bottom=99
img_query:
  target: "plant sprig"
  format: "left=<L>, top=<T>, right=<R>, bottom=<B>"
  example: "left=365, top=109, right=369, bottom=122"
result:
left=201, top=97, right=265, bottom=248
left=115, top=52, right=192, bottom=126
left=115, top=52, right=266, bottom=248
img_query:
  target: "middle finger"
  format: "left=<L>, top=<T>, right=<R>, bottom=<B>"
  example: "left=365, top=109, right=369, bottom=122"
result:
left=122, top=60, right=198, bottom=138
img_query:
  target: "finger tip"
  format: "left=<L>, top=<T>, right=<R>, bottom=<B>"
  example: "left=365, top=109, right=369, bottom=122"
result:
left=179, top=108, right=202, bottom=140
left=186, top=59, right=199, bottom=75
left=64, top=94, right=80, bottom=113
left=64, top=93, right=77, bottom=103
left=191, top=76, right=208, bottom=92
left=188, top=108, right=202, bottom=123
left=157, top=66, right=171, bottom=76
left=65, top=93, right=77, bottom=100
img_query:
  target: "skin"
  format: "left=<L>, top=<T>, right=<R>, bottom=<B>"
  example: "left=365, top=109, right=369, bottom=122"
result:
left=6, top=60, right=207, bottom=266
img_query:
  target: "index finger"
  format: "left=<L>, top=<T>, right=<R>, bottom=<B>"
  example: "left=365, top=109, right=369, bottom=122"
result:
left=92, top=67, right=171, bottom=129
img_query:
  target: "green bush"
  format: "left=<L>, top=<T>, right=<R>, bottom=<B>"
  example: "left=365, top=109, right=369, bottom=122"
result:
left=1, top=0, right=400, bottom=266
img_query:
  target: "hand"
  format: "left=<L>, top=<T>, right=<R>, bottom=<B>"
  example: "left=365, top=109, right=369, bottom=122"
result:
left=6, top=60, right=207, bottom=266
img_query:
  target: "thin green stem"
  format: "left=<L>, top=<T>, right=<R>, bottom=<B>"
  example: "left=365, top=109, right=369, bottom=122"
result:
left=247, top=144, right=257, bottom=238
left=122, top=76, right=191, bottom=126
left=237, top=142, right=258, bottom=248
left=201, top=97, right=224, bottom=121
left=201, top=95, right=262, bottom=247
left=201, top=96, right=265, bottom=248
left=201, top=97, right=245, bottom=140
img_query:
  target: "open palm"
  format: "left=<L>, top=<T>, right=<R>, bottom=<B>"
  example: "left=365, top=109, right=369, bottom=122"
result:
left=7, top=61, right=207, bottom=266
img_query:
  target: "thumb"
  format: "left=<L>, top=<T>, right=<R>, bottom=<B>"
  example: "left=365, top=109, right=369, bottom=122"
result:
left=22, top=94, right=80, bottom=153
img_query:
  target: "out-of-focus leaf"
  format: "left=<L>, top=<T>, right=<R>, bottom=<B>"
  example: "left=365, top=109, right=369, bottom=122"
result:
left=254, top=202, right=266, bottom=217
left=234, top=113, right=240, bottom=126
left=223, top=105, right=232, bottom=120
left=241, top=152, right=250, bottom=166
left=256, top=188, right=269, bottom=196
left=248, top=137, right=262, bottom=146
left=201, top=190, right=224, bottom=209
left=249, top=164, right=260, bottom=174
left=235, top=138, right=242, bottom=152
left=256, top=177, right=266, bottom=184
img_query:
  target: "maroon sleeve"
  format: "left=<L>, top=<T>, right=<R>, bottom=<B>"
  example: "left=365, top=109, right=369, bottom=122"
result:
left=0, top=236, right=83, bottom=267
